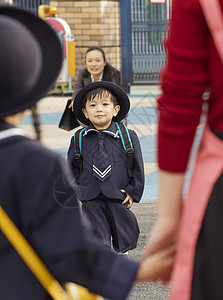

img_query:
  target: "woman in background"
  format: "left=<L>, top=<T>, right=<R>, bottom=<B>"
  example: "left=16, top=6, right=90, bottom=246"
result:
left=68, top=45, right=126, bottom=125
left=60, top=46, right=122, bottom=130
left=72, top=45, right=122, bottom=101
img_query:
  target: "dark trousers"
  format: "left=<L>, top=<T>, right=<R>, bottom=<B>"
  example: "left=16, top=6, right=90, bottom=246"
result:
left=191, top=171, right=223, bottom=300
left=81, top=196, right=139, bottom=253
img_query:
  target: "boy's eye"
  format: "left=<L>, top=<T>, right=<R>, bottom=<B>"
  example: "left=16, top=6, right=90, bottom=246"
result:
left=103, top=103, right=108, bottom=106
left=89, top=104, right=95, bottom=107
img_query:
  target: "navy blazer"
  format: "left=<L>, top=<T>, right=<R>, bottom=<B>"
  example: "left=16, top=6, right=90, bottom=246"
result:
left=68, top=122, right=145, bottom=202
left=0, top=121, right=138, bottom=300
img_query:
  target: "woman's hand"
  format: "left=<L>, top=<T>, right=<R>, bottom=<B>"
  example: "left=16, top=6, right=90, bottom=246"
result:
left=121, top=189, right=133, bottom=208
left=141, top=215, right=180, bottom=282
left=144, top=170, right=184, bottom=254
left=69, top=100, right=74, bottom=110
left=136, top=243, right=175, bottom=282
left=141, top=170, right=184, bottom=281
left=142, top=215, right=179, bottom=260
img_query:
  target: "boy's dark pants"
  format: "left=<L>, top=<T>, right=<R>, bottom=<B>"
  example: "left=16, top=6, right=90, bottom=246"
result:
left=81, top=195, right=139, bottom=253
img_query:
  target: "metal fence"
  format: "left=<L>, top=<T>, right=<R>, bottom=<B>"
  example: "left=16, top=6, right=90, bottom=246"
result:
left=9, top=0, right=49, bottom=15
left=131, top=0, right=170, bottom=83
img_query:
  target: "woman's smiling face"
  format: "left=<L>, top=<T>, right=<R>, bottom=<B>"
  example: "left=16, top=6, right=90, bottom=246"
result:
left=82, top=90, right=120, bottom=130
left=85, top=50, right=106, bottom=78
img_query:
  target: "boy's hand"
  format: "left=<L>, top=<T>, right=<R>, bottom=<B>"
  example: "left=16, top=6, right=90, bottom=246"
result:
left=120, top=189, right=133, bottom=208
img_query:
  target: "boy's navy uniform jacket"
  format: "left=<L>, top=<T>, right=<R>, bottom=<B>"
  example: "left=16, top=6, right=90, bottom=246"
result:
left=0, top=121, right=139, bottom=300
left=68, top=122, right=144, bottom=202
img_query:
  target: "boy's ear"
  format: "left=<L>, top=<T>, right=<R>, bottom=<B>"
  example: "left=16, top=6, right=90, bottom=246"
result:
left=82, top=108, right=89, bottom=119
left=114, top=105, right=120, bottom=117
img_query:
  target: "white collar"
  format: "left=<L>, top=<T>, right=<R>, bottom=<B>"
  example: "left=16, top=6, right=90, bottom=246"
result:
left=91, top=71, right=103, bottom=82
left=83, top=123, right=119, bottom=139
left=0, top=128, right=25, bottom=140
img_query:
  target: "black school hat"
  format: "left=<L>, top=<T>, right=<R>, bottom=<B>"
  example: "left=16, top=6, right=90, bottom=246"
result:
left=0, top=6, right=62, bottom=118
left=73, top=81, right=130, bottom=125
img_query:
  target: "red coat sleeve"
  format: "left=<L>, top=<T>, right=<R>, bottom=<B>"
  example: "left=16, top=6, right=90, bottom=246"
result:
left=157, top=0, right=211, bottom=172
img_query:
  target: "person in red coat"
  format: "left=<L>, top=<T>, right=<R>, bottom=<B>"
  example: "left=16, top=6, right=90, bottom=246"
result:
left=143, top=0, right=223, bottom=299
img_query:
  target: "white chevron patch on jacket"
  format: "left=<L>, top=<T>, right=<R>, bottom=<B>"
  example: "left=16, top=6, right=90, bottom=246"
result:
left=92, top=165, right=112, bottom=178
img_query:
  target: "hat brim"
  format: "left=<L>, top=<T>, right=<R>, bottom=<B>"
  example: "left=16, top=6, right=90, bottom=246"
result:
left=74, top=81, right=130, bottom=125
left=0, top=6, right=62, bottom=118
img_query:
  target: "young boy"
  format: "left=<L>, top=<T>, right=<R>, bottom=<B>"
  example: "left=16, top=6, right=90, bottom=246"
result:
left=68, top=81, right=144, bottom=253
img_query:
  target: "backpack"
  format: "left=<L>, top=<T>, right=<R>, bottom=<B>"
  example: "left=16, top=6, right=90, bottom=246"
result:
left=199, top=0, right=223, bottom=62
left=74, top=122, right=134, bottom=183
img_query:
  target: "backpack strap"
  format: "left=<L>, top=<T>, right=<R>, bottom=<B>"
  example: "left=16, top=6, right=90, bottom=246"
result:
left=74, top=127, right=86, bottom=184
left=115, top=122, right=134, bottom=178
left=199, top=0, right=223, bottom=62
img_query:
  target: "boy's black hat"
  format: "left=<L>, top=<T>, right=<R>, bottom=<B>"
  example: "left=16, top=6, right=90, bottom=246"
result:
left=73, top=81, right=130, bottom=125
left=0, top=6, right=62, bottom=118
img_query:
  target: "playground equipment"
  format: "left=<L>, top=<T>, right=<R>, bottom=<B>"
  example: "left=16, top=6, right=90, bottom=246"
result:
left=38, top=5, right=75, bottom=95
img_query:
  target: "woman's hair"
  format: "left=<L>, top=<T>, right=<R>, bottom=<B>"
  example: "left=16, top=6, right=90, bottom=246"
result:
left=85, top=46, right=106, bottom=62
left=31, top=105, right=41, bottom=141
left=82, top=88, right=118, bottom=108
